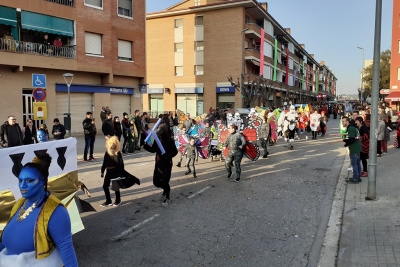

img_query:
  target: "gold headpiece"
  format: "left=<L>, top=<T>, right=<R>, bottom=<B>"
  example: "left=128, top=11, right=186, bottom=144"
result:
left=32, top=156, right=41, bottom=164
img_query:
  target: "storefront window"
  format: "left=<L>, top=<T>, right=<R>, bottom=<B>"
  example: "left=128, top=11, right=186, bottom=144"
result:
left=217, top=94, right=235, bottom=109
left=150, top=95, right=164, bottom=118
left=176, top=94, right=203, bottom=117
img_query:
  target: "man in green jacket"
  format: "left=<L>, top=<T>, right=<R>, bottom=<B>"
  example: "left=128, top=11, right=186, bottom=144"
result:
left=342, top=117, right=362, bottom=183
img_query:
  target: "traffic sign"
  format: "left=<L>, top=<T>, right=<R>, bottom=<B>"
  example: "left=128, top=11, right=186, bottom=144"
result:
left=33, top=102, right=47, bottom=120
left=380, top=89, right=390, bottom=95
left=32, top=88, right=47, bottom=101
left=32, top=74, right=46, bottom=88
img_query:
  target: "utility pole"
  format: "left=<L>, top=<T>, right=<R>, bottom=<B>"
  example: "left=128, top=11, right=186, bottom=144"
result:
left=366, top=0, right=382, bottom=200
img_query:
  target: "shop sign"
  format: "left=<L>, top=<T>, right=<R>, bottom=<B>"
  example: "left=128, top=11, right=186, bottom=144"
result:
left=216, top=86, right=235, bottom=93
left=380, top=89, right=390, bottom=95
left=56, top=83, right=134, bottom=95
left=139, top=84, right=148, bottom=94
left=175, top=87, right=204, bottom=94
left=148, top=88, right=164, bottom=94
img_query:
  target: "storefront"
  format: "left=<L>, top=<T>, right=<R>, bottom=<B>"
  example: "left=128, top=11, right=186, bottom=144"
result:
left=175, top=87, right=203, bottom=117
left=148, top=88, right=164, bottom=118
left=216, top=86, right=235, bottom=109
left=386, top=91, right=400, bottom=110
left=55, top=84, right=134, bottom=133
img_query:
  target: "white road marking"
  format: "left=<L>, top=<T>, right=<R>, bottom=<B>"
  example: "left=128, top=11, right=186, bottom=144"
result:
left=111, top=214, right=160, bottom=240
left=187, top=186, right=211, bottom=199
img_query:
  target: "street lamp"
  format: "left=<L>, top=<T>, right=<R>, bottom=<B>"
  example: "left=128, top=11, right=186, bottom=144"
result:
left=239, top=28, right=249, bottom=108
left=63, top=73, right=74, bottom=137
left=357, top=47, right=365, bottom=103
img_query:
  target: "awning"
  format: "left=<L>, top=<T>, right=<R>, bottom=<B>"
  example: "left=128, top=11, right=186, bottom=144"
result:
left=21, top=11, right=74, bottom=37
left=0, top=6, right=17, bottom=27
left=385, top=91, right=400, bottom=101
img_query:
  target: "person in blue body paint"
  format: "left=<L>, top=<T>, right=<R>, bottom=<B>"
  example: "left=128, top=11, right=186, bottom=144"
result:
left=0, top=153, right=78, bottom=267
left=37, top=128, right=49, bottom=143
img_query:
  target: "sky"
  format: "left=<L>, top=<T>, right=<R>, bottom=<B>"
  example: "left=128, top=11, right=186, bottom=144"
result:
left=146, top=0, right=393, bottom=95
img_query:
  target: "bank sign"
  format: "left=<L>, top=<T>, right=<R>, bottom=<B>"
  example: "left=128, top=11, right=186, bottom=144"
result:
left=216, top=86, right=235, bottom=93
left=56, top=84, right=134, bottom=95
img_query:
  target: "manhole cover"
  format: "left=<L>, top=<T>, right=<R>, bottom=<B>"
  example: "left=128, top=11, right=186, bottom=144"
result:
left=314, top=168, right=331, bottom=172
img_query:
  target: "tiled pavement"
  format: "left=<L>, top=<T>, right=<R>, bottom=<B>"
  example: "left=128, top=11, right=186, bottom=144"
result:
left=337, top=137, right=400, bottom=267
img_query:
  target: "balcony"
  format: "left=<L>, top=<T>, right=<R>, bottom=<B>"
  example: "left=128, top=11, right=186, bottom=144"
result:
left=46, top=0, right=74, bottom=7
left=0, top=38, right=76, bottom=59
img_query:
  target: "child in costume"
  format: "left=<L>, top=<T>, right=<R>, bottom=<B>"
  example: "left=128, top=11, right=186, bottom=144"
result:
left=183, top=137, right=198, bottom=178
left=176, top=127, right=188, bottom=167
left=126, top=124, right=137, bottom=153
left=0, top=153, right=78, bottom=267
left=297, top=112, right=308, bottom=140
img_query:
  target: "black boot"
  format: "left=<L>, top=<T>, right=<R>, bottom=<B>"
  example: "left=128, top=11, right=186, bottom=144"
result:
left=176, top=162, right=181, bottom=168
left=193, top=172, right=197, bottom=178
left=185, top=170, right=191, bottom=175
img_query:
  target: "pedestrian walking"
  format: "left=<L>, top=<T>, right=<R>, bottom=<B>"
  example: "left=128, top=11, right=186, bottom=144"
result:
left=101, top=112, right=114, bottom=139
left=82, top=111, right=97, bottom=162
left=259, top=116, right=270, bottom=158
left=140, top=112, right=149, bottom=148
left=113, top=116, right=122, bottom=142
left=134, top=110, right=142, bottom=149
left=225, top=124, right=246, bottom=182
left=51, top=118, right=66, bottom=140
left=342, top=116, right=362, bottom=183
left=355, top=116, right=369, bottom=177
left=22, top=118, right=37, bottom=145
left=143, top=128, right=178, bottom=206
left=121, top=112, right=131, bottom=153
left=0, top=115, right=23, bottom=148
left=376, top=115, right=385, bottom=157
left=310, top=110, right=321, bottom=140
left=382, top=121, right=391, bottom=154
left=183, top=137, right=198, bottom=178
left=100, top=137, right=124, bottom=207
left=100, top=106, right=106, bottom=122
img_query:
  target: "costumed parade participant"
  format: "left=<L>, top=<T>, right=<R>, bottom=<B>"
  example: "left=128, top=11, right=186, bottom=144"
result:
left=225, top=124, right=246, bottom=182
left=234, top=112, right=244, bottom=131
left=282, top=104, right=298, bottom=150
left=259, top=116, right=270, bottom=158
left=176, top=127, right=187, bottom=167
left=297, top=111, right=308, bottom=140
left=183, top=137, right=198, bottom=177
left=37, top=129, right=49, bottom=143
left=310, top=110, right=321, bottom=140
left=100, top=137, right=125, bottom=207
left=0, top=152, right=79, bottom=267
left=144, top=125, right=178, bottom=206
left=319, top=111, right=328, bottom=137
left=226, top=113, right=235, bottom=127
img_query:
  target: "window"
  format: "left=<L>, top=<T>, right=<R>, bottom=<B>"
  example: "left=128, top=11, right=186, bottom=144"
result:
left=175, top=43, right=183, bottom=53
left=175, top=66, right=183, bottom=76
left=84, top=0, right=102, bottom=8
left=245, top=15, right=251, bottom=23
left=195, top=16, right=203, bottom=26
left=195, top=41, right=204, bottom=51
left=85, top=32, right=102, bottom=56
left=398, top=68, right=400, bottom=80
left=398, top=40, right=400, bottom=53
left=195, top=65, right=204, bottom=75
left=118, top=0, right=132, bottom=17
left=118, top=40, right=132, bottom=61
left=194, top=0, right=200, bottom=6
left=175, top=18, right=183, bottom=28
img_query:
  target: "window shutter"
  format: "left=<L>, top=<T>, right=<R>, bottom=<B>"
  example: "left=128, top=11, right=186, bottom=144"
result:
left=85, top=32, right=102, bottom=55
left=118, top=40, right=132, bottom=60
left=118, top=0, right=132, bottom=17
left=85, top=0, right=102, bottom=7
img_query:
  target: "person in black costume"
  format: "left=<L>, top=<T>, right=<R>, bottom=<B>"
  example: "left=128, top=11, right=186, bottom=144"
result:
left=144, top=128, right=178, bottom=206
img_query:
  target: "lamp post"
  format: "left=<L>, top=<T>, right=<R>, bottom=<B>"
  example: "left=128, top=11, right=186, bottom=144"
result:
left=239, top=28, right=249, bottom=108
left=357, top=46, right=365, bottom=103
left=63, top=73, right=74, bottom=137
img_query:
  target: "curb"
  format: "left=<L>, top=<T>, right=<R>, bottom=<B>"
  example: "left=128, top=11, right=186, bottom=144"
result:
left=318, top=150, right=350, bottom=267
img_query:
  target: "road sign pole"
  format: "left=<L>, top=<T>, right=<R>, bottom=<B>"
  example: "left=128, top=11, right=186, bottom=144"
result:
left=67, top=84, right=71, bottom=137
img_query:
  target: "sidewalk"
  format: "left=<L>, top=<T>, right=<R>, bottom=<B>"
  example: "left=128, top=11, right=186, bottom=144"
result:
left=337, top=143, right=400, bottom=266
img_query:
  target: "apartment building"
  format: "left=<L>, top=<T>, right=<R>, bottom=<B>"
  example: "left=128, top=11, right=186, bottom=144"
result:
left=145, top=0, right=337, bottom=117
left=0, top=0, right=145, bottom=133
left=389, top=0, right=400, bottom=110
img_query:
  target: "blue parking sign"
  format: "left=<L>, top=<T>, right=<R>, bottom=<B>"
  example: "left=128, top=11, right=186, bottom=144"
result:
left=32, top=74, right=46, bottom=88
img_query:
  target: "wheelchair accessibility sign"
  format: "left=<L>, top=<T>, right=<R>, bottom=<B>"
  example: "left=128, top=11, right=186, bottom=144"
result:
left=32, top=74, right=46, bottom=88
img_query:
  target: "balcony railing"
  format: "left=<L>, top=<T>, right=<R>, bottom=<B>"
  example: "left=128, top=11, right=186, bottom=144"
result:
left=46, top=0, right=74, bottom=7
left=0, top=38, right=76, bottom=59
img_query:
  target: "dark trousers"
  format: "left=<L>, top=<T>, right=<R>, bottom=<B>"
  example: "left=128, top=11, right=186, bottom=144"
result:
left=103, top=174, right=121, bottom=203
left=153, top=164, right=172, bottom=199
left=312, top=131, right=318, bottom=139
left=360, top=152, right=368, bottom=172
left=377, top=140, right=382, bottom=155
left=186, top=157, right=196, bottom=173
left=260, top=138, right=269, bottom=156
left=84, top=135, right=95, bottom=160
left=320, top=122, right=326, bottom=134
left=225, top=152, right=243, bottom=178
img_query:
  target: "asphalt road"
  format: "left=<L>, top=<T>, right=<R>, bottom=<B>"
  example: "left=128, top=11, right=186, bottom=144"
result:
left=73, top=118, right=346, bottom=267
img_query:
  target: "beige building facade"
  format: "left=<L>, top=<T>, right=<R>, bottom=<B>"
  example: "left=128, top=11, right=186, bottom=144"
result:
left=145, top=0, right=337, bottom=118
left=0, top=0, right=145, bottom=134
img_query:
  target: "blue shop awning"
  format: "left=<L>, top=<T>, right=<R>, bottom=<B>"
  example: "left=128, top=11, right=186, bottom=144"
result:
left=21, top=11, right=74, bottom=37
left=0, top=6, right=17, bottom=27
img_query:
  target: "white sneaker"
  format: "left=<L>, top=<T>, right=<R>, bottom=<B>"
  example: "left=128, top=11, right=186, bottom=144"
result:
left=162, top=198, right=170, bottom=207
left=305, top=136, right=308, bottom=140
left=297, top=137, right=300, bottom=140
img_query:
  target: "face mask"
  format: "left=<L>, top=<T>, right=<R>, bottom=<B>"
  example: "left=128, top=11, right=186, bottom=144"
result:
left=18, top=167, right=45, bottom=201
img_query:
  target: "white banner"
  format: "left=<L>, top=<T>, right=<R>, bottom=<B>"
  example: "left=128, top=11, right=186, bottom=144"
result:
left=0, top=138, right=77, bottom=199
